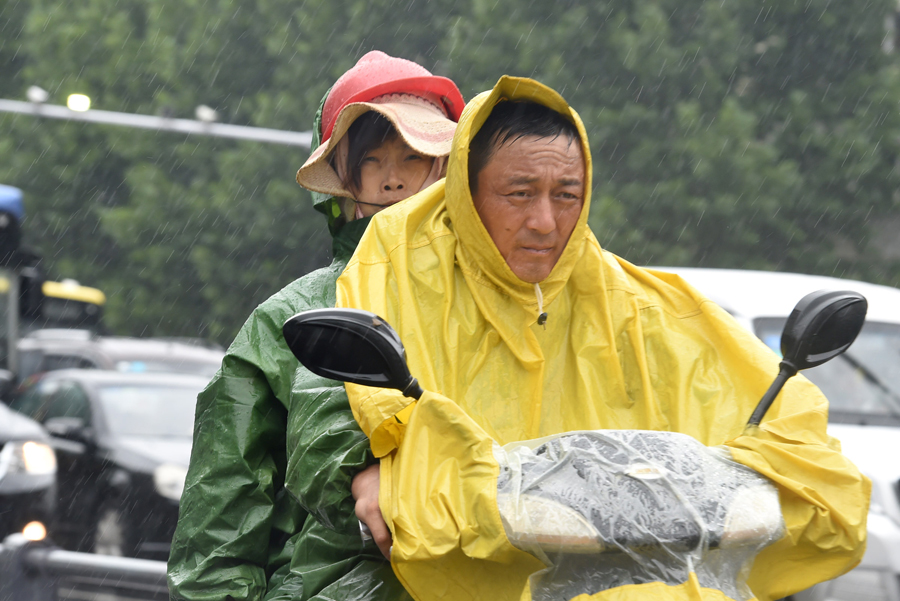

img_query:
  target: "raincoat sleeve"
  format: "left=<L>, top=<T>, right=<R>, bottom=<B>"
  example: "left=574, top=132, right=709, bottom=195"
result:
left=618, top=269, right=869, bottom=600
left=167, top=285, right=310, bottom=601
left=277, top=220, right=382, bottom=533
left=284, top=369, right=375, bottom=533
left=632, top=284, right=870, bottom=601
left=708, top=308, right=871, bottom=600
left=264, top=516, right=412, bottom=601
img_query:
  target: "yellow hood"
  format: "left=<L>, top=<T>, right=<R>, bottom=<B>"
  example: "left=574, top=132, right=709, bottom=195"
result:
left=444, top=76, right=592, bottom=316
left=335, top=76, right=868, bottom=601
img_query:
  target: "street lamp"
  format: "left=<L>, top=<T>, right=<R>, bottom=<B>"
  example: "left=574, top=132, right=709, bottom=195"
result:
left=194, top=105, right=219, bottom=123
left=66, top=94, right=91, bottom=112
left=26, top=86, right=48, bottom=104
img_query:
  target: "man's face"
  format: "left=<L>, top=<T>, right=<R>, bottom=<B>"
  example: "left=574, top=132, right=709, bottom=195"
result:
left=472, top=135, right=585, bottom=283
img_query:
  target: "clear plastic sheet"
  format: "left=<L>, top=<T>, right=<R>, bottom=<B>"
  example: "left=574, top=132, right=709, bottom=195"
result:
left=495, top=430, right=784, bottom=601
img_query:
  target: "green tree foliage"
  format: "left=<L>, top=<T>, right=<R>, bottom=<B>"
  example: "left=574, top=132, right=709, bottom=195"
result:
left=1, top=0, right=899, bottom=344
left=443, top=0, right=900, bottom=279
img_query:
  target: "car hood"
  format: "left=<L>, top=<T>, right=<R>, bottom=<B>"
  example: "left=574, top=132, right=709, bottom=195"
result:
left=112, top=436, right=192, bottom=468
left=829, top=423, right=900, bottom=482
left=0, top=404, right=47, bottom=442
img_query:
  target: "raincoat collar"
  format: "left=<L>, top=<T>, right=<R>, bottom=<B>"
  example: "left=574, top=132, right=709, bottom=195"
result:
left=332, top=215, right=371, bottom=261
left=444, top=76, right=593, bottom=314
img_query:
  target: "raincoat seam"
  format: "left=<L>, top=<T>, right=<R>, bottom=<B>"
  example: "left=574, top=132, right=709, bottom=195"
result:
left=354, top=230, right=456, bottom=267
left=634, top=300, right=705, bottom=320
left=408, top=229, right=454, bottom=250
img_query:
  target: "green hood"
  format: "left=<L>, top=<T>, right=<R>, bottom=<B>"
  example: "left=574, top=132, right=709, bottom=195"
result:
left=308, top=85, right=348, bottom=236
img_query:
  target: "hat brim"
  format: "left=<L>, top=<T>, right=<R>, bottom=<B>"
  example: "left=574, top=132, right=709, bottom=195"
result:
left=322, top=75, right=464, bottom=140
left=296, top=99, right=457, bottom=198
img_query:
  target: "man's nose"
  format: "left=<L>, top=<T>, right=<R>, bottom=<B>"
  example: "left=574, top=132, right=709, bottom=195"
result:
left=526, top=195, right=556, bottom=234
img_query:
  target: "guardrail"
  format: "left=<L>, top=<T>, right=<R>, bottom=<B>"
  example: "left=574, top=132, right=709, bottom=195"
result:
left=0, top=533, right=168, bottom=601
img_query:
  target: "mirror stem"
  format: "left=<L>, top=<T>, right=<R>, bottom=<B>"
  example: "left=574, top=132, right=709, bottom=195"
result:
left=746, top=361, right=798, bottom=427
left=402, top=377, right=424, bottom=400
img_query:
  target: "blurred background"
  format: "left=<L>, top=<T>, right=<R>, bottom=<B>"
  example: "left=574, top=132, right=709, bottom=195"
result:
left=2, top=0, right=899, bottom=346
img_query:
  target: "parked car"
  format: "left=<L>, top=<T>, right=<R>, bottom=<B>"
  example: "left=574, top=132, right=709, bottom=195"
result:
left=0, top=401, right=56, bottom=541
left=16, top=329, right=224, bottom=384
left=8, top=369, right=208, bottom=559
left=655, top=267, right=900, bottom=601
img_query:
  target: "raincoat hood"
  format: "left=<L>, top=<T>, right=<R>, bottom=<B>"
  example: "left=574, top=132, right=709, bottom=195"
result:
left=335, top=76, right=868, bottom=601
left=308, top=86, right=346, bottom=234
left=445, top=76, right=592, bottom=312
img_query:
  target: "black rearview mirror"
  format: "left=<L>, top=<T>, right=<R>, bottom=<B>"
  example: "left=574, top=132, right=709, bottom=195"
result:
left=282, top=308, right=423, bottom=399
left=747, top=289, right=867, bottom=427
left=779, top=290, right=868, bottom=371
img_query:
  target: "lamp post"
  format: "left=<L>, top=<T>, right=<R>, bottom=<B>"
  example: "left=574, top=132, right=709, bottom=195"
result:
left=0, top=97, right=312, bottom=148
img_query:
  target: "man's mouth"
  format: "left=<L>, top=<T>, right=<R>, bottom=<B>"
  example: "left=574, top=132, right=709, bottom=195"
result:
left=521, top=246, right=554, bottom=255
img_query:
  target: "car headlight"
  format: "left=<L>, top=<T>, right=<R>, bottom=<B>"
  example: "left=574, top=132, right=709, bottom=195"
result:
left=154, top=463, right=188, bottom=500
left=0, top=441, right=57, bottom=479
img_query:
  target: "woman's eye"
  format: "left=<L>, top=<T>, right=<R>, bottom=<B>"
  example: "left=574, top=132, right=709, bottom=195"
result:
left=405, top=154, right=425, bottom=161
left=361, top=156, right=379, bottom=164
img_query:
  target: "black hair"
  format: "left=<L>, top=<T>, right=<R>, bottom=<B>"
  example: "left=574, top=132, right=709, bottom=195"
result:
left=342, top=112, right=399, bottom=193
left=468, top=101, right=580, bottom=195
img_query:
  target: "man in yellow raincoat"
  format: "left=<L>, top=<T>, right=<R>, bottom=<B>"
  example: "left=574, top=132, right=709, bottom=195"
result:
left=335, top=76, right=870, bottom=601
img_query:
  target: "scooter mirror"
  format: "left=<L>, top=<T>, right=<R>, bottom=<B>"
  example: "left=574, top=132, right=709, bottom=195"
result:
left=746, top=289, right=867, bottom=427
left=282, top=308, right=423, bottom=399
left=779, top=290, right=868, bottom=371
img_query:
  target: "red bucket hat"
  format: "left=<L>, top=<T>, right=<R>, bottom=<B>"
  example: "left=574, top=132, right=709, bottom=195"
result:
left=297, top=51, right=465, bottom=199
left=320, top=51, right=464, bottom=143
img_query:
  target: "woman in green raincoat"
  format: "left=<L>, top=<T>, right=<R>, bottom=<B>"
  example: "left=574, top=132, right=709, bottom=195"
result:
left=166, top=51, right=464, bottom=601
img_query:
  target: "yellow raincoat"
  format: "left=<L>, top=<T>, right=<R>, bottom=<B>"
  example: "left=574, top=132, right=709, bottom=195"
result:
left=335, top=76, right=869, bottom=601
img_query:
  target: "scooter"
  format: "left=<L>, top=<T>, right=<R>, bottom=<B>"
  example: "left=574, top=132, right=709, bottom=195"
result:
left=282, top=289, right=867, bottom=601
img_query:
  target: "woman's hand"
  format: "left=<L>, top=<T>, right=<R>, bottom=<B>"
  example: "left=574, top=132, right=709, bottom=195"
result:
left=351, top=463, right=392, bottom=559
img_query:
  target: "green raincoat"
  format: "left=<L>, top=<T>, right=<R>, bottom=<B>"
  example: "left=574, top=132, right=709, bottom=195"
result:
left=167, top=93, right=410, bottom=601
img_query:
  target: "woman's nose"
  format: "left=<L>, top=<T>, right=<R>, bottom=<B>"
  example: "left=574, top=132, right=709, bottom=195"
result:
left=382, top=164, right=405, bottom=191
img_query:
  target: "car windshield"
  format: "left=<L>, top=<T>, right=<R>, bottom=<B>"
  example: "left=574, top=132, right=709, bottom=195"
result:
left=754, top=319, right=900, bottom=424
left=97, top=383, right=200, bottom=438
left=114, top=359, right=220, bottom=378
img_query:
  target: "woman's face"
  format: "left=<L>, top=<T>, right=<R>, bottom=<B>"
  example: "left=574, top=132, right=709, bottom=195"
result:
left=352, top=137, right=435, bottom=217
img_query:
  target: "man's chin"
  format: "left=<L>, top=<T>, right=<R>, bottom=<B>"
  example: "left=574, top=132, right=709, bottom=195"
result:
left=509, top=262, right=555, bottom=284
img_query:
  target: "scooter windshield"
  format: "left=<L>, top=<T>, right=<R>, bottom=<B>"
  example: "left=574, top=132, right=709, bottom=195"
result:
left=495, top=430, right=784, bottom=601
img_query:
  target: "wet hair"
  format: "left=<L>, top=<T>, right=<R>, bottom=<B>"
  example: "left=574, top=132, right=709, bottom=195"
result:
left=342, top=111, right=399, bottom=194
left=468, top=101, right=580, bottom=195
